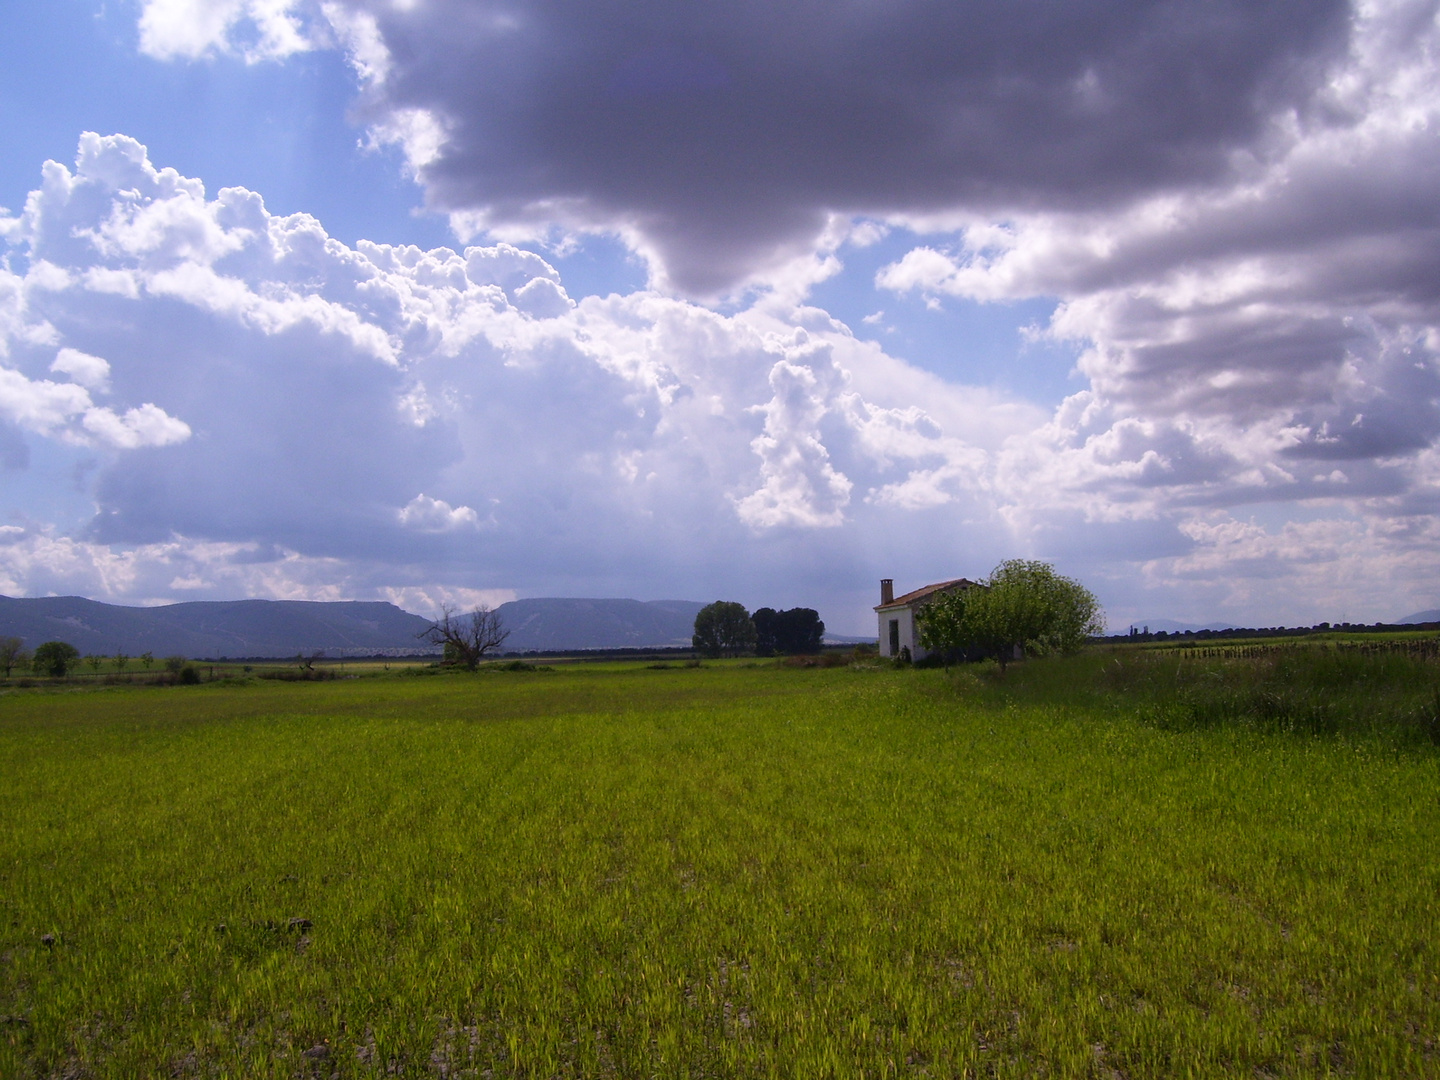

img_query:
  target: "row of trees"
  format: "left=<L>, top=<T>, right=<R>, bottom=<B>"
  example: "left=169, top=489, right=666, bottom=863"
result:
left=916, top=560, right=1103, bottom=671
left=0, top=605, right=515, bottom=679
left=692, top=602, right=824, bottom=658
left=0, top=638, right=167, bottom=678
left=413, top=601, right=828, bottom=665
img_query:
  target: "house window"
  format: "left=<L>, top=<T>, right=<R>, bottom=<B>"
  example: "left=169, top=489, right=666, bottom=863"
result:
left=888, top=619, right=900, bottom=656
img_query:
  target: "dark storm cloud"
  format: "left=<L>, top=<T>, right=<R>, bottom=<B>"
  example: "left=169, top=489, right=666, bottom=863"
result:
left=347, top=0, right=1351, bottom=291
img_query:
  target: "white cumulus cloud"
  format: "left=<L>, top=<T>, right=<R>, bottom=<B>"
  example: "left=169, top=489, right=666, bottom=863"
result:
left=50, top=348, right=111, bottom=392
left=0, top=135, right=1021, bottom=624
left=398, top=494, right=482, bottom=532
left=138, top=0, right=314, bottom=62
left=82, top=404, right=193, bottom=449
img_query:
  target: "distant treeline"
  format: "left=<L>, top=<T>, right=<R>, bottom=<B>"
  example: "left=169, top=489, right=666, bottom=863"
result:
left=1149, top=638, right=1440, bottom=661
left=1103, top=621, right=1440, bottom=643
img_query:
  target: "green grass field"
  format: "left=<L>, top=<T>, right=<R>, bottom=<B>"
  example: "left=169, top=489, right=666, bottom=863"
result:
left=1, top=650, right=1437, bottom=1077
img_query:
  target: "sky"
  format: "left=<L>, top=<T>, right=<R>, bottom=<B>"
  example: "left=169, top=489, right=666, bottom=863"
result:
left=1, top=0, right=1438, bottom=634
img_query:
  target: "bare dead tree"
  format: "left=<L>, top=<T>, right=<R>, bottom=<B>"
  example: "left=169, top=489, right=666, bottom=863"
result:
left=418, top=604, right=510, bottom=670
left=0, top=637, right=25, bottom=679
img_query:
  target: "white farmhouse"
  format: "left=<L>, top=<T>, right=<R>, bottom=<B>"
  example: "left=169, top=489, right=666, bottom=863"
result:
left=874, top=577, right=978, bottom=660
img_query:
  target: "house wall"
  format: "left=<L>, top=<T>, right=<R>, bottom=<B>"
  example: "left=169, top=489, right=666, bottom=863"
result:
left=877, top=606, right=925, bottom=659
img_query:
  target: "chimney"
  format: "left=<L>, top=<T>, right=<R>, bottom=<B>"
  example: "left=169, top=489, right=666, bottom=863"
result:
left=880, top=578, right=894, bottom=606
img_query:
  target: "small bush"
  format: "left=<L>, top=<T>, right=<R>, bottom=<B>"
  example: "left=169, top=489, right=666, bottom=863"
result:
left=779, top=653, right=850, bottom=669
left=489, top=660, right=552, bottom=673
left=258, top=668, right=338, bottom=682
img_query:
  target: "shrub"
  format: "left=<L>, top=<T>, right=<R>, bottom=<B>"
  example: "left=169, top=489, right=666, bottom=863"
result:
left=488, top=660, right=552, bottom=672
left=779, top=652, right=850, bottom=668
left=259, top=668, right=338, bottom=681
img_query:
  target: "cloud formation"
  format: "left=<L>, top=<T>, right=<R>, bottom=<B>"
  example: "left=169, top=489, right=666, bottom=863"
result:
left=138, top=0, right=1353, bottom=293
left=398, top=494, right=482, bottom=533
left=138, top=0, right=313, bottom=62
left=23, top=0, right=1440, bottom=627
left=878, top=1, right=1440, bottom=536
left=2, top=135, right=1034, bottom=623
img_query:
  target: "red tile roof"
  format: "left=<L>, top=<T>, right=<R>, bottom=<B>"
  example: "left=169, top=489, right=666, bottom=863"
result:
left=874, top=578, right=978, bottom=611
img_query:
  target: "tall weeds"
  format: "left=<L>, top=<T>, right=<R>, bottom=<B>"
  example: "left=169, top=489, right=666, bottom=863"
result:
left=964, top=640, right=1440, bottom=746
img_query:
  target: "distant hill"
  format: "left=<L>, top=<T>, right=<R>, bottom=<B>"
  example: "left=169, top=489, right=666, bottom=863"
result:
left=0, top=594, right=856, bottom=658
left=0, top=596, right=436, bottom=658
left=496, top=598, right=705, bottom=651
left=1125, top=619, right=1241, bottom=633
left=1397, top=609, right=1440, bottom=624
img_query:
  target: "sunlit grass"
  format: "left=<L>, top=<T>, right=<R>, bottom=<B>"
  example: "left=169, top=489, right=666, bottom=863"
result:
left=1, top=659, right=1436, bottom=1076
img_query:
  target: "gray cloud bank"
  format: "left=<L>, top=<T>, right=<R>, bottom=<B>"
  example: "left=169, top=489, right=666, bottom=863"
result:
left=877, top=1, right=1440, bottom=523
left=319, top=0, right=1351, bottom=293
left=138, top=1, right=1440, bottom=509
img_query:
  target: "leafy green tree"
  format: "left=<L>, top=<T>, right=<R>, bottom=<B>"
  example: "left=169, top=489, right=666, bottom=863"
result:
left=139, top=651, right=154, bottom=670
left=692, top=601, right=757, bottom=658
left=753, top=607, right=826, bottom=656
left=0, top=636, right=25, bottom=678
left=917, top=560, right=1103, bottom=673
left=32, top=641, right=80, bottom=678
left=914, top=590, right=973, bottom=664
left=114, top=651, right=129, bottom=673
left=86, top=654, right=104, bottom=674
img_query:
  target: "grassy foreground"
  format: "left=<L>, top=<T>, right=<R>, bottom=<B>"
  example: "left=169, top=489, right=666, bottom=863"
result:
left=1, top=656, right=1437, bottom=1077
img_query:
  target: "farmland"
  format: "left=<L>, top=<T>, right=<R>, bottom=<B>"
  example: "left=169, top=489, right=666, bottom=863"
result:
left=1, top=644, right=1437, bottom=1077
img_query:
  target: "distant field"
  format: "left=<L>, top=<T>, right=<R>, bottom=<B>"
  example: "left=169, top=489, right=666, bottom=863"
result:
left=1, top=648, right=1437, bottom=1077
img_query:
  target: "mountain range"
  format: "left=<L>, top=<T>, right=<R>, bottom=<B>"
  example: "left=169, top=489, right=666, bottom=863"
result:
left=0, top=595, right=438, bottom=659
left=4, top=594, right=1432, bottom=658
left=496, top=598, right=705, bottom=651
left=0, top=595, right=713, bottom=657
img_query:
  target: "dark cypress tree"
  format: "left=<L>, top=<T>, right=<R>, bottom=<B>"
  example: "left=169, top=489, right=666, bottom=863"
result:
left=774, top=608, right=825, bottom=654
left=752, top=608, right=779, bottom=656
